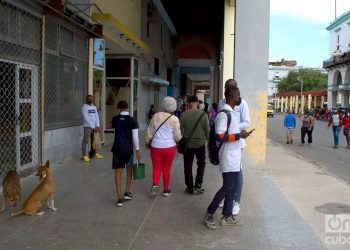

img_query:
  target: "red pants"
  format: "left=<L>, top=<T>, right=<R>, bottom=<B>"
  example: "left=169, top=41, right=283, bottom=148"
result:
left=150, top=146, right=176, bottom=190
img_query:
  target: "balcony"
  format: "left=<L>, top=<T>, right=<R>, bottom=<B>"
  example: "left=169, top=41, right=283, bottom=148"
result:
left=323, top=51, right=350, bottom=69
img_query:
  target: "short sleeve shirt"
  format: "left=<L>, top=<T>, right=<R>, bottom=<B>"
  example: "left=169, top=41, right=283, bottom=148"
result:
left=111, top=115, right=138, bottom=155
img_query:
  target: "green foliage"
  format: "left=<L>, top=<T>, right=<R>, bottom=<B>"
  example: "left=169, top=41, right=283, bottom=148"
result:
left=277, top=69, right=327, bottom=93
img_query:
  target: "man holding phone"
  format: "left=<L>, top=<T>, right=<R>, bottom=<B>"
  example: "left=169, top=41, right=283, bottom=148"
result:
left=218, top=79, right=251, bottom=216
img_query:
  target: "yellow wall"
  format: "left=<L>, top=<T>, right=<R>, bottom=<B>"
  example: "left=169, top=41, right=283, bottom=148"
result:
left=222, top=1, right=235, bottom=97
left=92, top=0, right=142, bottom=37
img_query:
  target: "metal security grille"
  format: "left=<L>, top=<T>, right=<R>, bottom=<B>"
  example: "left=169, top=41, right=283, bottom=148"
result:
left=44, top=16, right=88, bottom=130
left=0, top=1, right=41, bottom=181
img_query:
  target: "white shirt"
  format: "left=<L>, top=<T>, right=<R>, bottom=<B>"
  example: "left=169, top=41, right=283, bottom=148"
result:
left=82, top=104, right=100, bottom=128
left=215, top=103, right=242, bottom=173
left=219, top=98, right=250, bottom=148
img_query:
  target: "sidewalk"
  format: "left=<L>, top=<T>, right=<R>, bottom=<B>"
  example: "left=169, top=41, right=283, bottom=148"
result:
left=0, top=134, right=325, bottom=250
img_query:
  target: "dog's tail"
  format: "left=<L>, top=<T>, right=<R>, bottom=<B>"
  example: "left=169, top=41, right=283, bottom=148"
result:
left=11, top=209, right=25, bottom=217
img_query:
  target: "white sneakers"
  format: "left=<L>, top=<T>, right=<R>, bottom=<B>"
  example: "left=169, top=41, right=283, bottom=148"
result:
left=219, top=201, right=240, bottom=215
left=232, top=202, right=240, bottom=215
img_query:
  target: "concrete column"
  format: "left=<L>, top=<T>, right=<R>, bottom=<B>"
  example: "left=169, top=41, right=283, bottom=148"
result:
left=314, top=96, right=318, bottom=107
left=344, top=90, right=349, bottom=108
left=289, top=96, right=293, bottom=111
left=301, top=95, right=305, bottom=114
left=308, top=94, right=312, bottom=110
left=321, top=96, right=325, bottom=108
left=281, top=97, right=284, bottom=112
left=222, top=1, right=235, bottom=97
left=285, top=96, right=288, bottom=111
left=339, top=90, right=345, bottom=107
left=295, top=95, right=299, bottom=114
left=276, top=97, right=280, bottom=109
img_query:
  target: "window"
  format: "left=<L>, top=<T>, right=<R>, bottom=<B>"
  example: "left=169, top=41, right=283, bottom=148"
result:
left=154, top=57, right=159, bottom=76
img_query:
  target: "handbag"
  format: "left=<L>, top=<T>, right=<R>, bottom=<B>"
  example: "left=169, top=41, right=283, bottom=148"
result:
left=132, top=161, right=145, bottom=180
left=147, top=114, right=173, bottom=148
left=178, top=111, right=206, bottom=154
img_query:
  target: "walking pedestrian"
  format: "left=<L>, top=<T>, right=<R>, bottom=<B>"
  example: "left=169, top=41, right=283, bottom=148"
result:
left=111, top=101, right=140, bottom=207
left=203, top=86, right=251, bottom=230
left=342, top=111, right=350, bottom=149
left=218, top=79, right=250, bottom=216
left=284, top=110, right=296, bottom=144
left=148, top=104, right=156, bottom=122
left=328, top=109, right=342, bottom=149
left=209, top=102, right=218, bottom=127
left=300, top=110, right=314, bottom=145
left=145, top=97, right=182, bottom=197
left=81, top=95, right=103, bottom=162
left=180, top=95, right=210, bottom=195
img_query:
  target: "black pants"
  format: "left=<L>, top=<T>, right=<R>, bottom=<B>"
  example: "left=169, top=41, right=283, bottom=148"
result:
left=183, top=145, right=206, bottom=188
left=301, top=127, right=313, bottom=144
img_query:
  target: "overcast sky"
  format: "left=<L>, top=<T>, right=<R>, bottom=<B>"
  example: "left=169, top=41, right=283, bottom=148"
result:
left=269, top=0, right=350, bottom=67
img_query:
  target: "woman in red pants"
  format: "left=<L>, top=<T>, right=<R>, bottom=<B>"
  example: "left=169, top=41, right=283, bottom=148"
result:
left=145, top=97, right=182, bottom=196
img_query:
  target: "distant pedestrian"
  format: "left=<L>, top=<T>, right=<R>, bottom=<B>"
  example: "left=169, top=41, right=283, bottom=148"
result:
left=203, top=86, right=251, bottom=230
left=342, top=111, right=350, bottom=149
left=300, top=110, right=314, bottom=145
left=111, top=101, right=140, bottom=207
left=328, top=109, right=343, bottom=149
left=180, top=95, right=210, bottom=195
left=148, top=104, right=156, bottom=122
left=209, top=102, right=218, bottom=126
left=284, top=110, right=296, bottom=144
left=145, top=97, right=182, bottom=197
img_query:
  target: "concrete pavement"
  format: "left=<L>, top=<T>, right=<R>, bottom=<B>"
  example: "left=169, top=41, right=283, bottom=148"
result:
left=0, top=134, right=327, bottom=249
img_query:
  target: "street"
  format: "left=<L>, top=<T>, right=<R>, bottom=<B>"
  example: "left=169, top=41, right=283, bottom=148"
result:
left=267, top=114, right=350, bottom=184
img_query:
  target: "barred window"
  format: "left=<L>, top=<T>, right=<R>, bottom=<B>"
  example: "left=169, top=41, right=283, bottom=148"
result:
left=44, top=17, right=88, bottom=130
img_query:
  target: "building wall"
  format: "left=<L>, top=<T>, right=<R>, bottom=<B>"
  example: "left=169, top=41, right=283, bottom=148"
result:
left=235, top=0, right=270, bottom=165
left=328, top=11, right=350, bottom=56
left=92, top=0, right=142, bottom=37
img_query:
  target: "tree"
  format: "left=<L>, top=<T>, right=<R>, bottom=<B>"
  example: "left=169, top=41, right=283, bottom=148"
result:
left=277, top=69, right=327, bottom=93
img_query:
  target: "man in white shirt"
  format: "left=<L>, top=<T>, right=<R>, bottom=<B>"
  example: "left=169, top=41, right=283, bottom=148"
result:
left=81, top=95, right=102, bottom=162
left=218, top=79, right=250, bottom=216
left=204, top=86, right=251, bottom=230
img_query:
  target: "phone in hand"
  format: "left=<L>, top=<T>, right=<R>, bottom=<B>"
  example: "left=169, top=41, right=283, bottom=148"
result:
left=248, top=128, right=255, bottom=134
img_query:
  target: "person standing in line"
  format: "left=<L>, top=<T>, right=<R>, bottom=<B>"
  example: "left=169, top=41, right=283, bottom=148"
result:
left=203, top=86, right=251, bottom=230
left=342, top=111, right=350, bottom=149
left=111, top=101, right=140, bottom=207
left=284, top=110, right=296, bottom=144
left=180, top=95, right=210, bottom=195
left=300, top=110, right=314, bottom=146
left=218, top=79, right=250, bottom=216
left=81, top=94, right=103, bottom=162
left=328, top=109, right=343, bottom=149
left=145, top=97, right=182, bottom=197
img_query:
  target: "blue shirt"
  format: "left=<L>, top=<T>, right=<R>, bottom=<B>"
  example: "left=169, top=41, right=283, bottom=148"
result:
left=284, top=114, right=296, bottom=128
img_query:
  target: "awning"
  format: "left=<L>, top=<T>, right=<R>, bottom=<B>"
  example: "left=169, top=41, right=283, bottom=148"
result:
left=141, top=76, right=169, bottom=86
left=92, top=13, right=151, bottom=54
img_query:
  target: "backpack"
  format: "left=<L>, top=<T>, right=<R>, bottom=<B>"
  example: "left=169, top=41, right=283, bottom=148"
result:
left=208, top=110, right=231, bottom=165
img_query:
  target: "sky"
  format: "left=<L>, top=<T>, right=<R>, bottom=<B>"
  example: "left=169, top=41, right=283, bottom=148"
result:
left=269, top=0, right=350, bottom=68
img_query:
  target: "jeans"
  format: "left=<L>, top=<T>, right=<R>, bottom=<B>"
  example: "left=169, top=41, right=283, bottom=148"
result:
left=234, top=169, right=243, bottom=203
left=82, top=127, right=92, bottom=155
left=207, top=172, right=239, bottom=217
left=183, top=145, right=206, bottom=188
left=301, top=127, right=313, bottom=144
left=332, top=126, right=341, bottom=147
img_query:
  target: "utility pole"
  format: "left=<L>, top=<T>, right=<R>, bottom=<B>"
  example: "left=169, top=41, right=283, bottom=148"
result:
left=298, top=77, right=303, bottom=114
left=335, top=0, right=337, bottom=19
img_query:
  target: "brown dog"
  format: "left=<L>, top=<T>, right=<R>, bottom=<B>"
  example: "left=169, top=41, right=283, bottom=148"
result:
left=12, top=160, right=57, bottom=216
left=0, top=170, right=22, bottom=213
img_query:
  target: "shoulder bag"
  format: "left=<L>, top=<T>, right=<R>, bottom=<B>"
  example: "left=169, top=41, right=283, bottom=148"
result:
left=147, top=114, right=173, bottom=149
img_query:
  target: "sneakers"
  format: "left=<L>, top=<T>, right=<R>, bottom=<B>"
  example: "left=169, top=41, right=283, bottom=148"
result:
left=232, top=202, right=240, bottom=215
left=95, top=153, right=103, bottom=159
left=162, top=189, right=172, bottom=197
left=220, top=215, right=239, bottom=226
left=184, top=187, right=194, bottom=195
left=116, top=199, right=123, bottom=207
left=151, top=185, right=158, bottom=195
left=124, top=192, right=133, bottom=200
left=82, top=155, right=90, bottom=162
left=203, top=212, right=217, bottom=230
left=194, top=184, right=204, bottom=194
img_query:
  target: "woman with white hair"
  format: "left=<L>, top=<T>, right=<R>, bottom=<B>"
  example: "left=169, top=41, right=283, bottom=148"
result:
left=145, top=97, right=182, bottom=196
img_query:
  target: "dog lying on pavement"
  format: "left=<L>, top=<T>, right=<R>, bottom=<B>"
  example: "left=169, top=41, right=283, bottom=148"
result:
left=0, top=170, right=22, bottom=213
left=12, top=160, right=57, bottom=217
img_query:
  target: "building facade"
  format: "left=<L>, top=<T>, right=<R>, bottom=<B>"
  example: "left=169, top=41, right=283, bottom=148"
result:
left=324, top=10, right=350, bottom=108
left=0, top=0, right=270, bottom=180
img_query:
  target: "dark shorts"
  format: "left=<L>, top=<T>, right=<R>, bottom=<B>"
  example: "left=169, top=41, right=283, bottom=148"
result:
left=112, top=153, right=134, bottom=169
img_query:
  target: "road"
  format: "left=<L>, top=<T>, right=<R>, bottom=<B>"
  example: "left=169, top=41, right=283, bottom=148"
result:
left=267, top=114, right=350, bottom=185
